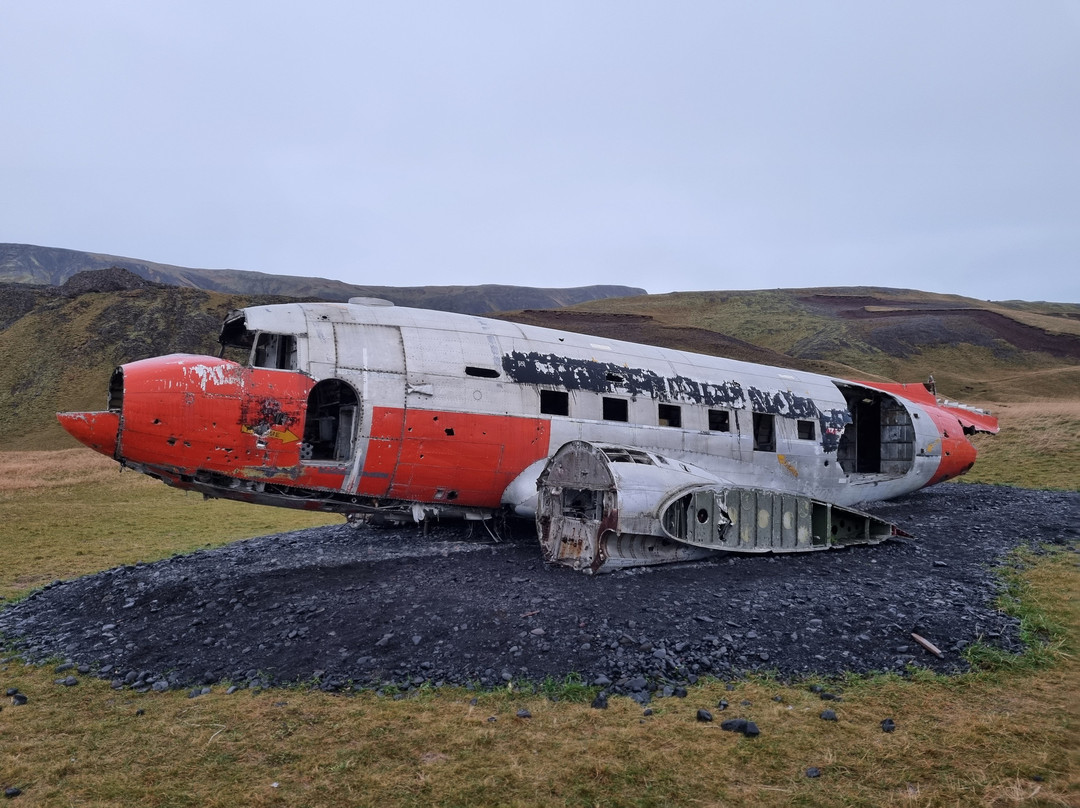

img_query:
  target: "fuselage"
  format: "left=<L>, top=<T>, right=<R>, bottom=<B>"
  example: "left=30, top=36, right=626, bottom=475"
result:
left=58, top=299, right=998, bottom=520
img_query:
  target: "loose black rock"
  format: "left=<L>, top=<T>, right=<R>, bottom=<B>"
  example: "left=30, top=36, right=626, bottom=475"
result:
left=697, top=709, right=713, bottom=722
left=881, top=718, right=896, bottom=733
left=820, top=709, right=838, bottom=721
left=806, top=767, right=821, bottom=778
left=0, top=485, right=1073, bottom=696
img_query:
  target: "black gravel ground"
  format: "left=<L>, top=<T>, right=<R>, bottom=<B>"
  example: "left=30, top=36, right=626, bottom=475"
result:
left=1, top=484, right=1076, bottom=702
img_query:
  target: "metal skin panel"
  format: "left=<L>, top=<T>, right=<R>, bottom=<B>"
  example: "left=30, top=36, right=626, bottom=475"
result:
left=58, top=301, right=997, bottom=552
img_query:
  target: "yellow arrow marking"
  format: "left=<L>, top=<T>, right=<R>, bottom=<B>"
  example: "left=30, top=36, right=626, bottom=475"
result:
left=241, top=425, right=301, bottom=443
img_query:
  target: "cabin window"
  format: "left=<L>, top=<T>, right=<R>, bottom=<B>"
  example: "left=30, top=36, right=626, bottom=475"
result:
left=753, top=413, right=775, bottom=452
left=797, top=419, right=816, bottom=440
left=708, top=409, right=730, bottom=432
left=602, top=397, right=629, bottom=422
left=540, top=389, right=569, bottom=416
left=301, top=379, right=359, bottom=462
left=658, top=403, right=682, bottom=427
left=252, top=333, right=297, bottom=370
left=465, top=366, right=500, bottom=378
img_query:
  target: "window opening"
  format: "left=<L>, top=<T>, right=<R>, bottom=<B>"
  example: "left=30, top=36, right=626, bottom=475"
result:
left=540, top=389, right=569, bottom=416
left=302, top=379, right=359, bottom=462
left=708, top=409, right=730, bottom=432
left=465, top=366, right=500, bottom=378
left=658, top=403, right=681, bottom=427
left=602, top=397, right=629, bottom=422
left=753, top=413, right=775, bottom=452
left=252, top=333, right=297, bottom=370
left=797, top=420, right=816, bottom=440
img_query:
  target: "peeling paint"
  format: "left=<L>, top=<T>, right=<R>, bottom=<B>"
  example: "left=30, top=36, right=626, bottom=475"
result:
left=777, top=454, right=800, bottom=477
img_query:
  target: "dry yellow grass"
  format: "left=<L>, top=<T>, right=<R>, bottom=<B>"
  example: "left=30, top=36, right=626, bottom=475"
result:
left=963, top=400, right=1080, bottom=490
left=0, top=449, right=337, bottom=600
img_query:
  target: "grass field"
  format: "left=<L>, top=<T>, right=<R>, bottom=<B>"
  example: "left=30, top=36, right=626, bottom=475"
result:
left=1, top=406, right=1078, bottom=805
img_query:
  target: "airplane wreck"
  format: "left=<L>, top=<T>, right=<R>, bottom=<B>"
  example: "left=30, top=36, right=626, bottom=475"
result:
left=59, top=298, right=997, bottom=573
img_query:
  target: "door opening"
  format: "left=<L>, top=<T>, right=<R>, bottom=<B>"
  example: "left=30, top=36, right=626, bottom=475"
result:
left=302, top=379, right=359, bottom=462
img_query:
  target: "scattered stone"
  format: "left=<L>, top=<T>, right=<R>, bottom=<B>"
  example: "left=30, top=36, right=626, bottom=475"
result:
left=11, top=694, right=27, bottom=706
left=0, top=484, right=1065, bottom=695
left=806, top=767, right=821, bottom=778
left=696, top=709, right=713, bottom=722
left=591, top=693, right=608, bottom=710
left=4, top=787, right=22, bottom=799
left=56, top=676, right=78, bottom=687
left=516, top=709, right=531, bottom=719
left=721, top=718, right=747, bottom=733
left=881, top=718, right=896, bottom=733
left=716, top=699, right=728, bottom=710
left=820, top=709, right=838, bottom=721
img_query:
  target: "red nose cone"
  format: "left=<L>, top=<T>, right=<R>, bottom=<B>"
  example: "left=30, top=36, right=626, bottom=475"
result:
left=57, top=411, right=120, bottom=457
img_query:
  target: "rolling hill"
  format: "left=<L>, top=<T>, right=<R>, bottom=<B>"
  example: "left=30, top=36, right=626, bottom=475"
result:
left=1, top=265, right=1076, bottom=451
left=495, top=288, right=1080, bottom=402
left=0, top=243, right=644, bottom=314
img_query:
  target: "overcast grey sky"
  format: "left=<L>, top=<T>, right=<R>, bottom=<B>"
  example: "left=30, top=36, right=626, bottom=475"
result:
left=2, top=2, right=1078, bottom=302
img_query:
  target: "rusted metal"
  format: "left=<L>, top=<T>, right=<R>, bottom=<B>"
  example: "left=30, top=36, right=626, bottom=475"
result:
left=535, top=440, right=905, bottom=573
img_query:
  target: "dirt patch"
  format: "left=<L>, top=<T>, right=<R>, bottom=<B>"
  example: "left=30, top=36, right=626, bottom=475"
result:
left=798, top=295, right=1080, bottom=360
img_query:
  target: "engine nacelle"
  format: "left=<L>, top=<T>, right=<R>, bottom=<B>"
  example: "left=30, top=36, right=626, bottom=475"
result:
left=537, top=441, right=904, bottom=574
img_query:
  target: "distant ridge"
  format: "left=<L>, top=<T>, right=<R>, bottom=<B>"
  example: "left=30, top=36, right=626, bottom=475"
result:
left=0, top=243, right=646, bottom=315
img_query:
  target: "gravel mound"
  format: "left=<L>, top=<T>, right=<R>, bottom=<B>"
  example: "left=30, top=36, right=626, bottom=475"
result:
left=2, top=484, right=1076, bottom=701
